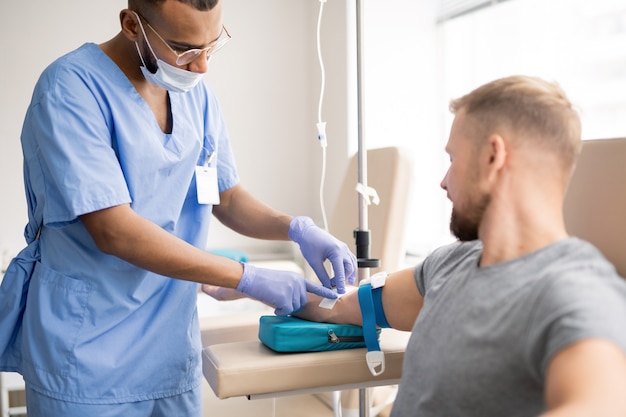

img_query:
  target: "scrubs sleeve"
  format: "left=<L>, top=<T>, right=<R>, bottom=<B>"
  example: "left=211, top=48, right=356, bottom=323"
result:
left=203, top=91, right=239, bottom=192
left=23, top=67, right=131, bottom=227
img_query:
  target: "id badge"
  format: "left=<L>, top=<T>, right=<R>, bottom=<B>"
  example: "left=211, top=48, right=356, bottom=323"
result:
left=195, top=166, right=220, bottom=205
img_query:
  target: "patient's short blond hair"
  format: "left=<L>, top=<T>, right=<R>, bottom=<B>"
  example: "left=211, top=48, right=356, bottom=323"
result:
left=450, top=75, right=582, bottom=173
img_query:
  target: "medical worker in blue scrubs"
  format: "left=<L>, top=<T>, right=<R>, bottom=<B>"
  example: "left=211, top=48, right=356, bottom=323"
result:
left=0, top=0, right=357, bottom=415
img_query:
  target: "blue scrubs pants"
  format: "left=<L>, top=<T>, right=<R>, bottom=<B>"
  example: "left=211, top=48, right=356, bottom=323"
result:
left=25, top=384, right=202, bottom=417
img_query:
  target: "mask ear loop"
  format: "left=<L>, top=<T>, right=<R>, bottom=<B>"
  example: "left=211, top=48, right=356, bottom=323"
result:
left=134, top=42, right=149, bottom=68
left=131, top=11, right=160, bottom=65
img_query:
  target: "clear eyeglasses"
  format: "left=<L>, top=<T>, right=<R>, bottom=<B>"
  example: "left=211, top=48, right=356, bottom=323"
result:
left=138, top=12, right=231, bottom=65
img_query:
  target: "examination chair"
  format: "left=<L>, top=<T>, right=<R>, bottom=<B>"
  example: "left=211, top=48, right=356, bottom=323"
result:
left=0, top=372, right=26, bottom=417
left=200, top=147, right=413, bottom=415
left=199, top=138, right=626, bottom=415
left=328, top=146, right=413, bottom=274
left=563, top=137, right=626, bottom=278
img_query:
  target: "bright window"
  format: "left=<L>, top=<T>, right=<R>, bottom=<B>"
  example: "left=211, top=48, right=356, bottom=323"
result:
left=441, top=0, right=626, bottom=140
left=362, top=0, right=626, bottom=257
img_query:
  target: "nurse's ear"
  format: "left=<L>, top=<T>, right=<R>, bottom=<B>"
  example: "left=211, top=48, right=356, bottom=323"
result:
left=120, top=9, right=141, bottom=42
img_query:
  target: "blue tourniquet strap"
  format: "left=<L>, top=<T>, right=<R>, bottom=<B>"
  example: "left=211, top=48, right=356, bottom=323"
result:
left=372, top=287, right=391, bottom=328
left=358, top=283, right=385, bottom=376
left=358, top=284, right=379, bottom=351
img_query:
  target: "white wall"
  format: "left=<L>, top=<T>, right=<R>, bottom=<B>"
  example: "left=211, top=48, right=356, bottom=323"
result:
left=0, top=1, right=129, bottom=263
left=206, top=0, right=356, bottom=256
left=359, top=0, right=450, bottom=254
left=0, top=0, right=355, bottom=263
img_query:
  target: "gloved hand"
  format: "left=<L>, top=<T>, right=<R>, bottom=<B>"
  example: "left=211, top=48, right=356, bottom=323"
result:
left=288, top=216, right=357, bottom=294
left=236, top=262, right=338, bottom=316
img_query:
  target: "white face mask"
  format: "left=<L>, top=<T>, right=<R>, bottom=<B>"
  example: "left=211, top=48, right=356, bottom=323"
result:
left=135, top=44, right=205, bottom=93
left=133, top=14, right=205, bottom=93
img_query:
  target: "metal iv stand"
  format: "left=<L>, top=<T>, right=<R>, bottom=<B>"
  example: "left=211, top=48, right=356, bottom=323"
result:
left=354, top=1, right=380, bottom=280
left=354, top=1, right=379, bottom=416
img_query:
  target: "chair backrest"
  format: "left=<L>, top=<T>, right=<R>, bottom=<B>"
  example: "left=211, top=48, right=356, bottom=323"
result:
left=564, top=138, right=626, bottom=278
left=329, top=147, right=413, bottom=274
left=1, top=372, right=26, bottom=417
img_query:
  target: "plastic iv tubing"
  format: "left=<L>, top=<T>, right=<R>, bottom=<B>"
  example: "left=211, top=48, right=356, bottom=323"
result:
left=316, top=0, right=329, bottom=233
left=315, top=3, right=343, bottom=417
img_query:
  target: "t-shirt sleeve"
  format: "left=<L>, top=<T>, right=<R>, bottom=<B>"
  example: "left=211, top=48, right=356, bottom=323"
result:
left=414, top=261, right=427, bottom=296
left=525, top=270, right=626, bottom=380
left=23, top=66, right=131, bottom=227
left=415, top=241, right=482, bottom=296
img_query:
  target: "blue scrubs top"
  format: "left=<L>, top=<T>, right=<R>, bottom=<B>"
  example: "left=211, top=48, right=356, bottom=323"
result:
left=18, top=43, right=239, bottom=403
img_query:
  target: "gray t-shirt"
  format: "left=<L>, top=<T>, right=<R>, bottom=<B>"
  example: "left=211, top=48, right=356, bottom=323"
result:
left=391, top=238, right=626, bottom=417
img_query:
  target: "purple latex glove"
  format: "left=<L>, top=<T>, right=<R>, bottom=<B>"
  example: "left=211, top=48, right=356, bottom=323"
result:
left=288, top=216, right=357, bottom=294
left=236, top=262, right=337, bottom=316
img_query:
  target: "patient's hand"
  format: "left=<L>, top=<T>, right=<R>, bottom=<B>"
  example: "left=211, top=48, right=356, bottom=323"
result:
left=201, top=284, right=247, bottom=301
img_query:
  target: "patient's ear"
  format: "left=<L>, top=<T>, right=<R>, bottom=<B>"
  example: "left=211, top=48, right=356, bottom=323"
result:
left=485, top=133, right=507, bottom=182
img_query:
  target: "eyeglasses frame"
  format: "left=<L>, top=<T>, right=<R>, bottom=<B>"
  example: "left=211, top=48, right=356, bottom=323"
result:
left=135, top=11, right=231, bottom=65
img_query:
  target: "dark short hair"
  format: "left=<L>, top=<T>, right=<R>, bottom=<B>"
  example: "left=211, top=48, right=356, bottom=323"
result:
left=128, top=0, right=219, bottom=12
left=450, top=75, right=582, bottom=173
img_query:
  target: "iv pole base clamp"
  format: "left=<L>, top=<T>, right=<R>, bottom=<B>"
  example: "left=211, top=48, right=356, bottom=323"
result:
left=358, top=259, right=381, bottom=268
left=354, top=229, right=380, bottom=269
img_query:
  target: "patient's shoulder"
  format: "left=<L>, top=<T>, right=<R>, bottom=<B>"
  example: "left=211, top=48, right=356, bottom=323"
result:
left=545, top=238, right=621, bottom=281
left=416, top=241, right=482, bottom=293
left=427, top=240, right=482, bottom=264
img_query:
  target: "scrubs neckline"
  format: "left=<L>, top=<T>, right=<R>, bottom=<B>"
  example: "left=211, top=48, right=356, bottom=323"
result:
left=85, top=42, right=181, bottom=138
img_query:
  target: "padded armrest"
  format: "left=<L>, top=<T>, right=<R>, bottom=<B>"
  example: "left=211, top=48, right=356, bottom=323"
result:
left=202, top=328, right=410, bottom=399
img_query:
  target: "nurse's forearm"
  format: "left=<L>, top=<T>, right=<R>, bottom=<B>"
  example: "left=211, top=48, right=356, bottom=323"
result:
left=212, top=184, right=292, bottom=240
left=80, top=203, right=243, bottom=288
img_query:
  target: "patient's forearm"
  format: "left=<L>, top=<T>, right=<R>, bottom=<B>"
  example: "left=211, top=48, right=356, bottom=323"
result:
left=297, top=268, right=422, bottom=332
left=295, top=288, right=363, bottom=325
